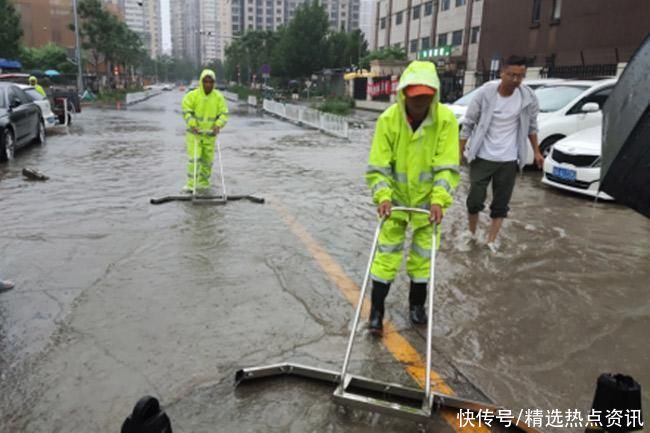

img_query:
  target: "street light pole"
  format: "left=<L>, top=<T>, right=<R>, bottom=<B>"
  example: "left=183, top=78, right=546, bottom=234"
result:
left=72, top=0, right=83, bottom=93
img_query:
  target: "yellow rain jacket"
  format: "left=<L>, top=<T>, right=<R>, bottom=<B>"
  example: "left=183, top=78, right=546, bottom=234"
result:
left=366, top=61, right=460, bottom=284
left=182, top=69, right=229, bottom=134
left=181, top=69, right=229, bottom=189
left=29, top=76, right=46, bottom=97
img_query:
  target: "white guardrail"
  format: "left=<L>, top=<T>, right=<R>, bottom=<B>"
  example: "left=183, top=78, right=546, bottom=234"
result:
left=125, top=89, right=162, bottom=105
left=262, top=99, right=349, bottom=139
left=222, top=91, right=239, bottom=102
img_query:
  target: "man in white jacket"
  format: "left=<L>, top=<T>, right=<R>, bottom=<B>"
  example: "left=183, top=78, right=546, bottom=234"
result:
left=459, top=55, right=544, bottom=251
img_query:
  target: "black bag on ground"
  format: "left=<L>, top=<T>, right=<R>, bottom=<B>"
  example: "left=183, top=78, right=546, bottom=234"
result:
left=121, top=396, right=173, bottom=433
left=589, top=373, right=643, bottom=433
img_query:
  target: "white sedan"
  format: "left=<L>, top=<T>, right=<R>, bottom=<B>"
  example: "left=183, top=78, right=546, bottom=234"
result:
left=542, top=126, right=613, bottom=200
left=17, top=84, right=57, bottom=130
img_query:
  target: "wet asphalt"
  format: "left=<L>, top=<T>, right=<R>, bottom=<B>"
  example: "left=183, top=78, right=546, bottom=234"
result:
left=0, top=91, right=648, bottom=432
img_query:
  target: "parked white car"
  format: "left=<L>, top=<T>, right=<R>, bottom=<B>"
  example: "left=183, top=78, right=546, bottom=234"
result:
left=542, top=126, right=613, bottom=200
left=18, top=84, right=57, bottom=130
left=446, top=78, right=565, bottom=124
left=533, top=78, right=617, bottom=162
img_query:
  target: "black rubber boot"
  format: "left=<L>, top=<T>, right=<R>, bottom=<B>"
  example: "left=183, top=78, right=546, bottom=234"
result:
left=369, top=281, right=390, bottom=334
left=409, top=281, right=428, bottom=325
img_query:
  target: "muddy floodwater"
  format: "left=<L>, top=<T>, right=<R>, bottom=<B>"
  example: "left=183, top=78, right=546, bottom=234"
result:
left=1, top=91, right=648, bottom=432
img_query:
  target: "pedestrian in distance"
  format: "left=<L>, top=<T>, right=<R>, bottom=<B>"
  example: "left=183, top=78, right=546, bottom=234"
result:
left=459, top=55, right=544, bottom=252
left=181, top=69, right=229, bottom=192
left=365, top=60, right=460, bottom=334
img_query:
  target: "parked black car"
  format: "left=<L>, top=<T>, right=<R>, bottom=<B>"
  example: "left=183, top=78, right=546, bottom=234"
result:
left=0, top=83, right=45, bottom=162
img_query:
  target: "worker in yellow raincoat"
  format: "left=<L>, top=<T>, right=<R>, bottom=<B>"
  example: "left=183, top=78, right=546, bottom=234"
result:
left=366, top=60, right=460, bottom=333
left=181, top=69, right=229, bottom=191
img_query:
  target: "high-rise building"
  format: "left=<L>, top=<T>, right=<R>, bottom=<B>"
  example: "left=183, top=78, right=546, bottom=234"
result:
left=198, top=0, right=218, bottom=63
left=183, top=0, right=201, bottom=64
left=14, top=0, right=76, bottom=50
left=358, top=0, right=374, bottom=46
left=120, top=0, right=162, bottom=58
left=170, top=0, right=186, bottom=58
left=146, top=0, right=163, bottom=57
left=230, top=0, right=361, bottom=35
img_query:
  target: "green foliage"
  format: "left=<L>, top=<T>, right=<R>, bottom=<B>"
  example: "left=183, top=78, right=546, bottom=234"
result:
left=315, top=97, right=355, bottom=116
left=0, top=0, right=23, bottom=59
left=19, top=43, right=75, bottom=73
left=225, top=30, right=279, bottom=84
left=227, top=84, right=259, bottom=100
left=224, top=2, right=369, bottom=84
left=360, top=46, right=407, bottom=69
left=278, top=1, right=330, bottom=78
left=75, top=0, right=144, bottom=73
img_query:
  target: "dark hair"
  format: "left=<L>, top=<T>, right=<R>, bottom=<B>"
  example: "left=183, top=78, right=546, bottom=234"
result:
left=504, top=55, right=527, bottom=67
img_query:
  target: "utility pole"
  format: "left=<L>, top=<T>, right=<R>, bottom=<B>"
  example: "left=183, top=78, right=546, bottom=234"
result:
left=72, top=0, right=83, bottom=93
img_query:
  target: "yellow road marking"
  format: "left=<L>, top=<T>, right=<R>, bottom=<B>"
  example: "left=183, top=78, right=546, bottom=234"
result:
left=271, top=199, right=491, bottom=433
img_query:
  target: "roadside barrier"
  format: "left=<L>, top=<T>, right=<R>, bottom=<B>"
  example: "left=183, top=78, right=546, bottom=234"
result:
left=262, top=99, right=349, bottom=139
left=125, top=89, right=162, bottom=105
left=223, top=91, right=239, bottom=102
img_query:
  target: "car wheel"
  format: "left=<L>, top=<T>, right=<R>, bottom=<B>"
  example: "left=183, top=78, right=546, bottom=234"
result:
left=1, top=128, right=16, bottom=162
left=540, top=135, right=564, bottom=158
left=35, top=120, right=46, bottom=145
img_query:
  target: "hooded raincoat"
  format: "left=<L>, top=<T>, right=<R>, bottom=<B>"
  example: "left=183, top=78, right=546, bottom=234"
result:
left=181, top=69, right=229, bottom=189
left=29, top=76, right=46, bottom=97
left=366, top=61, right=460, bottom=284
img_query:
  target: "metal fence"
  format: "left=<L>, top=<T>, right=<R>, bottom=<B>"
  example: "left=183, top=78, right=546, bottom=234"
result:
left=222, top=91, right=239, bottom=102
left=262, top=99, right=349, bottom=139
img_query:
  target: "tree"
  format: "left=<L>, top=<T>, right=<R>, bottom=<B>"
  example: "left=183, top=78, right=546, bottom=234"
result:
left=224, top=30, right=278, bottom=84
left=76, top=0, right=144, bottom=80
left=360, top=46, right=407, bottom=69
left=0, top=0, right=23, bottom=59
left=20, top=44, right=76, bottom=73
left=277, top=1, right=330, bottom=78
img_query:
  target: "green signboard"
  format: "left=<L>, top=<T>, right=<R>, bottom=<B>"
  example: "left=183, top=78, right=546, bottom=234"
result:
left=417, top=45, right=452, bottom=60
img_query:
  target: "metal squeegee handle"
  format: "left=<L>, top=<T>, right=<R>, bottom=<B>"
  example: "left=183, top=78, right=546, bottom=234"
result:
left=340, top=206, right=438, bottom=404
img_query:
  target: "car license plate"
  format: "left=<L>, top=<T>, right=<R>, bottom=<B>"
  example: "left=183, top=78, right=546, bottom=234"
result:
left=553, top=166, right=577, bottom=182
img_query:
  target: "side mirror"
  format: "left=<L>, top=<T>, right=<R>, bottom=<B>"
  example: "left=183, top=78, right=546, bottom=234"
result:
left=10, top=98, right=21, bottom=109
left=581, top=102, right=600, bottom=113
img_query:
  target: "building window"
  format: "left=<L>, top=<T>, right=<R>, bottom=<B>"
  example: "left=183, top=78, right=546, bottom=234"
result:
left=455, top=0, right=465, bottom=6
left=421, top=36, right=430, bottom=49
left=551, top=0, right=562, bottom=20
left=437, top=32, right=447, bottom=46
left=410, top=39, right=418, bottom=52
left=451, top=29, right=462, bottom=46
left=424, top=1, right=432, bottom=16
left=412, top=4, right=420, bottom=19
left=531, top=0, right=541, bottom=24
left=248, top=7, right=253, bottom=12
left=441, top=0, right=450, bottom=11
left=471, top=26, right=479, bottom=43
left=380, top=17, right=386, bottom=29
left=396, top=11, right=403, bottom=25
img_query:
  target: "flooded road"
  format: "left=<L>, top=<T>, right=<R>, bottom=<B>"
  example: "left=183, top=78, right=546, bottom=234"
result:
left=0, top=91, right=648, bottom=432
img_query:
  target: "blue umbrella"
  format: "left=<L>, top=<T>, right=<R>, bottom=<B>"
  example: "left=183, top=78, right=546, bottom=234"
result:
left=44, top=69, right=61, bottom=76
